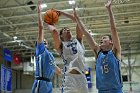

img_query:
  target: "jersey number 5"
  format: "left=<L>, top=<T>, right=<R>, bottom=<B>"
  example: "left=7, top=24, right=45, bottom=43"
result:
left=72, top=47, right=77, bottom=54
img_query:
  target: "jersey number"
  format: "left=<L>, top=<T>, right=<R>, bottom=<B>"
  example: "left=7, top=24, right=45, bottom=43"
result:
left=72, top=47, right=77, bottom=54
left=102, top=64, right=109, bottom=74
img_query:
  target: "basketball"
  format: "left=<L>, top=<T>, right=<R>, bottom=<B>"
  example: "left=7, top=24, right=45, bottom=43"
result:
left=44, top=9, right=59, bottom=25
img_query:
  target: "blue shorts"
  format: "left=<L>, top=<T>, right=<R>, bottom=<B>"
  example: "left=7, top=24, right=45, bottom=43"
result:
left=32, top=80, right=52, bottom=93
left=98, top=88, right=123, bottom=93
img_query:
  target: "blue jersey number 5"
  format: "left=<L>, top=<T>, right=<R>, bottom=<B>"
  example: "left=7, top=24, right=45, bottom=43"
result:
left=72, top=47, right=77, bottom=54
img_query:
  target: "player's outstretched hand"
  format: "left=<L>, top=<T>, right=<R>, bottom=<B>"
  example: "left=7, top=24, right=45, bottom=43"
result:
left=105, top=0, right=112, bottom=9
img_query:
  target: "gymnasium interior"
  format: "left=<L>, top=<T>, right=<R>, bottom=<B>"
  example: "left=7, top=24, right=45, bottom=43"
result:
left=0, top=0, right=140, bottom=93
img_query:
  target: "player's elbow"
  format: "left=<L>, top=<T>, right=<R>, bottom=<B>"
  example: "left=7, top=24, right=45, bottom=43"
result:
left=56, top=66, right=62, bottom=75
left=56, top=69, right=62, bottom=75
left=57, top=70, right=62, bottom=75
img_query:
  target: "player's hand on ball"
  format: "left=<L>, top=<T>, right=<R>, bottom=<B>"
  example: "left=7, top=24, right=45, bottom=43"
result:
left=47, top=24, right=57, bottom=31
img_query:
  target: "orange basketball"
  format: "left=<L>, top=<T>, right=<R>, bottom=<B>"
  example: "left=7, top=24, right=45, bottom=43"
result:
left=44, top=9, right=59, bottom=25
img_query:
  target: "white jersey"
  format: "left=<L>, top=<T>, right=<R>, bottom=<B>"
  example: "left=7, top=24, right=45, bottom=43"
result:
left=61, top=38, right=86, bottom=73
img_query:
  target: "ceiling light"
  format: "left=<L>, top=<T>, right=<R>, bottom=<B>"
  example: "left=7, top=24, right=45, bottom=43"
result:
left=40, top=4, right=47, bottom=9
left=88, top=30, right=98, bottom=36
left=13, top=36, right=17, bottom=40
left=62, top=8, right=79, bottom=12
left=68, top=0, right=75, bottom=5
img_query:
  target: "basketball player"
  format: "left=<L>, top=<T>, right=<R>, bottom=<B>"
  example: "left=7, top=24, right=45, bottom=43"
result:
left=32, top=1, right=61, bottom=93
left=73, top=0, right=123, bottom=93
left=47, top=11, right=88, bottom=93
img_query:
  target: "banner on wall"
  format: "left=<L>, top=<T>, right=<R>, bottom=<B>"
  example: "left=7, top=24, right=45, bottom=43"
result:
left=13, top=53, right=21, bottom=65
left=1, top=64, right=7, bottom=91
left=1, top=64, right=12, bottom=92
left=4, top=49, right=12, bottom=62
left=6, top=68, right=12, bottom=92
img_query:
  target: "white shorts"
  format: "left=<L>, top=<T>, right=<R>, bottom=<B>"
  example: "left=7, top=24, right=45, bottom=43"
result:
left=62, top=73, right=88, bottom=93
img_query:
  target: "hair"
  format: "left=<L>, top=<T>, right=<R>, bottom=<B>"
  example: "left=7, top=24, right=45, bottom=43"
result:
left=104, top=34, right=112, bottom=40
left=59, top=27, right=70, bottom=41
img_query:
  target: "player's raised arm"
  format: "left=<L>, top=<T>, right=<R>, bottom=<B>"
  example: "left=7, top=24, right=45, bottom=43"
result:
left=105, top=0, right=121, bottom=60
left=73, top=8, right=99, bottom=58
left=37, top=0, right=44, bottom=44
left=43, top=9, right=62, bottom=53
left=47, top=25, right=62, bottom=53
left=76, top=24, right=83, bottom=44
left=55, top=10, right=76, bottom=21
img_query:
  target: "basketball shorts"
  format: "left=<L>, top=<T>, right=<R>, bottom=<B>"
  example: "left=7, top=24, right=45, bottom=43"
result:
left=32, top=80, right=52, bottom=93
left=62, top=73, right=88, bottom=93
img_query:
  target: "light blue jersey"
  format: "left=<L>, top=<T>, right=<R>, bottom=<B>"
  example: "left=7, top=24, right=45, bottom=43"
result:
left=96, top=50, right=123, bottom=93
left=32, top=42, right=56, bottom=93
